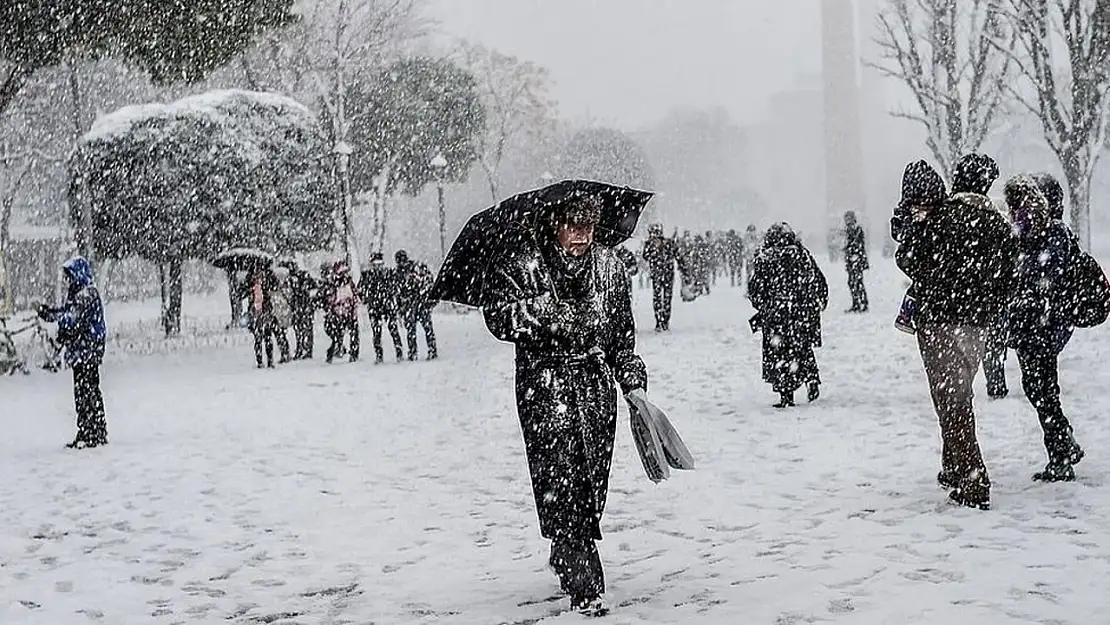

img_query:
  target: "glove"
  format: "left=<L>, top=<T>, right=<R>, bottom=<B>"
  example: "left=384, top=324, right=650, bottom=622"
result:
left=36, top=304, right=54, bottom=322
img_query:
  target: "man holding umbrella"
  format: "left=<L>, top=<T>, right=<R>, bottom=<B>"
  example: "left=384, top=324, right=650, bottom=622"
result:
left=437, top=182, right=654, bottom=616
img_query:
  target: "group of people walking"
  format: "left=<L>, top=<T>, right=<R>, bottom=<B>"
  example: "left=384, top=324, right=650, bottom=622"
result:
left=637, top=224, right=762, bottom=332
left=472, top=155, right=1107, bottom=616
left=241, top=249, right=438, bottom=368
left=29, top=155, right=1107, bottom=620
left=892, top=154, right=1106, bottom=509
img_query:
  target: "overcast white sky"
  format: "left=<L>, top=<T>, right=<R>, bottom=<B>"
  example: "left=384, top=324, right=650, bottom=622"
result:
left=429, top=0, right=825, bottom=130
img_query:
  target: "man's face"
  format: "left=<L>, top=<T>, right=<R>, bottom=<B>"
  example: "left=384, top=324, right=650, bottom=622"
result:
left=557, top=222, right=595, bottom=257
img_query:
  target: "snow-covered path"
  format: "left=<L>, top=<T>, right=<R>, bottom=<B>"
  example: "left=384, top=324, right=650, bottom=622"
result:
left=3, top=260, right=1109, bottom=624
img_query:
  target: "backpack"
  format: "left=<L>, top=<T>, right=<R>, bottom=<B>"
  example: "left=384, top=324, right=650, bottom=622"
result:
left=1067, top=242, right=1110, bottom=328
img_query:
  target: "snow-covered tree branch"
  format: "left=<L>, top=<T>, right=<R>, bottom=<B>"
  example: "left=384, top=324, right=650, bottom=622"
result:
left=872, top=0, right=1014, bottom=181
left=994, top=0, right=1110, bottom=249
left=453, top=41, right=558, bottom=203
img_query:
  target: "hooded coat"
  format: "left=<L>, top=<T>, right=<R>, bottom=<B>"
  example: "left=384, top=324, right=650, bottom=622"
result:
left=44, top=257, right=106, bottom=366
left=482, top=234, right=647, bottom=541
left=748, top=228, right=827, bottom=388
left=1005, top=176, right=1076, bottom=355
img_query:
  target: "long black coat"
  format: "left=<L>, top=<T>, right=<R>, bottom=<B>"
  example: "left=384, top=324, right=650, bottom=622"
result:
left=748, top=238, right=827, bottom=388
left=483, top=240, right=647, bottom=541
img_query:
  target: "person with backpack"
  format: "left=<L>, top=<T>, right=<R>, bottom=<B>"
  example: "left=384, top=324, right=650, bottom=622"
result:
left=1006, top=174, right=1092, bottom=482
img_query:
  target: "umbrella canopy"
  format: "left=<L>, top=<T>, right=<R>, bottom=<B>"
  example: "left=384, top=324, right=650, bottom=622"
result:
left=211, top=247, right=275, bottom=272
left=430, top=179, right=653, bottom=308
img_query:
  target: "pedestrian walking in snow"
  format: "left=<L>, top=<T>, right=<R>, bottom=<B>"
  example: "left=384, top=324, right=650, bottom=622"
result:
left=895, top=157, right=1017, bottom=510
left=748, top=223, right=827, bottom=408
left=271, top=268, right=294, bottom=364
left=37, top=256, right=108, bottom=449
left=842, top=211, right=869, bottom=313
left=952, top=155, right=1010, bottom=398
left=359, top=252, right=403, bottom=364
left=1007, top=174, right=1087, bottom=482
left=322, top=261, right=360, bottom=363
left=482, top=195, right=649, bottom=617
left=641, top=223, right=680, bottom=331
left=246, top=266, right=281, bottom=369
left=395, top=250, right=438, bottom=361
left=286, top=264, right=318, bottom=360
left=725, top=228, right=744, bottom=287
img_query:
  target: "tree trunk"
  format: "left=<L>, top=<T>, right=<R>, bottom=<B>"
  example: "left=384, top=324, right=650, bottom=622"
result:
left=378, top=195, right=388, bottom=253
left=160, top=259, right=184, bottom=337
left=1062, top=155, right=1093, bottom=250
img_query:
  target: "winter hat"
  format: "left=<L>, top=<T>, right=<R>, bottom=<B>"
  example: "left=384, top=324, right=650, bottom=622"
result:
left=764, top=222, right=794, bottom=248
left=1004, top=175, right=1050, bottom=237
left=1032, top=172, right=1065, bottom=221
left=395, top=250, right=409, bottom=265
left=551, top=194, right=602, bottom=228
left=369, top=252, right=384, bottom=264
left=899, top=160, right=947, bottom=208
left=951, top=153, right=1000, bottom=195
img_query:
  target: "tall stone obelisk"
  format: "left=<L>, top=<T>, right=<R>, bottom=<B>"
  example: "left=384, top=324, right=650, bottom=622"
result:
left=821, top=0, right=867, bottom=242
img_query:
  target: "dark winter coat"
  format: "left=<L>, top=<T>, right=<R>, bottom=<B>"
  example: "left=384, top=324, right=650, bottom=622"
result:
left=396, top=260, right=435, bottom=314
left=41, top=256, right=106, bottom=366
left=1002, top=178, right=1077, bottom=356
left=287, top=269, right=318, bottom=315
left=641, top=235, right=679, bottom=279
left=895, top=192, right=1017, bottom=327
left=843, top=223, right=869, bottom=272
left=483, top=238, right=647, bottom=541
left=748, top=234, right=827, bottom=385
left=358, top=263, right=399, bottom=316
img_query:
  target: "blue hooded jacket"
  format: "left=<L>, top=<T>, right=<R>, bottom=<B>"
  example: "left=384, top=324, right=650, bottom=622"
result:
left=46, top=256, right=107, bottom=365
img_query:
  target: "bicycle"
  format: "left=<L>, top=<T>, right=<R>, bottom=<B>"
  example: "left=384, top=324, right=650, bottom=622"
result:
left=0, top=312, right=63, bottom=376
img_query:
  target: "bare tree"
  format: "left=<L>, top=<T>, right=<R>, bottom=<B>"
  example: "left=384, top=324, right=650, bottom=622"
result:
left=454, top=41, right=557, bottom=202
left=239, top=0, right=427, bottom=264
left=873, top=0, right=1015, bottom=181
left=995, top=0, right=1110, bottom=249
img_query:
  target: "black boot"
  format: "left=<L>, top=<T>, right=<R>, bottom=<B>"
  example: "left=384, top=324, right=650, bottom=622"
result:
left=773, top=391, right=795, bottom=409
left=806, top=381, right=820, bottom=403
left=937, top=470, right=959, bottom=490
left=1033, top=442, right=1084, bottom=483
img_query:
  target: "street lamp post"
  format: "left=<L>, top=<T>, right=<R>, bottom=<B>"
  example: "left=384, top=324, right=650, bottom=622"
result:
left=334, top=140, right=353, bottom=265
left=430, top=153, right=448, bottom=262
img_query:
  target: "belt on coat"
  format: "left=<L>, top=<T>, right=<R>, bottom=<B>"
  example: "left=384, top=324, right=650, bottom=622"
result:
left=519, top=346, right=609, bottom=371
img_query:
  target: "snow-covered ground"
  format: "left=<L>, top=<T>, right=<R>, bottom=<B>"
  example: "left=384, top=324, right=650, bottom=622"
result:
left=2, top=259, right=1109, bottom=624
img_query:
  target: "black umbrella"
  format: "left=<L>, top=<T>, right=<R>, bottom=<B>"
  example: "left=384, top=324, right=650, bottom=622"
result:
left=430, top=179, right=653, bottom=308
left=210, top=247, right=275, bottom=272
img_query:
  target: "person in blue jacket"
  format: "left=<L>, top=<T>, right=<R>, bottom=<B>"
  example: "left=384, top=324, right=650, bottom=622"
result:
left=1006, top=174, right=1085, bottom=482
left=38, top=256, right=107, bottom=449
